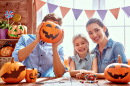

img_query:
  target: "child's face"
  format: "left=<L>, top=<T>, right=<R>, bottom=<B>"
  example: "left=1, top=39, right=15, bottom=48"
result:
left=74, top=37, right=88, bottom=55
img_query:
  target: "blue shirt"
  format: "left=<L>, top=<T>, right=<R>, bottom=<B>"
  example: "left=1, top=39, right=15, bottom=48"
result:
left=92, top=38, right=128, bottom=73
left=12, top=34, right=65, bottom=77
left=70, top=53, right=96, bottom=70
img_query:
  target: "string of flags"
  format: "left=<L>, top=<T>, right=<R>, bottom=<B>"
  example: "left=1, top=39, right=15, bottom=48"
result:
left=36, top=0, right=130, bottom=21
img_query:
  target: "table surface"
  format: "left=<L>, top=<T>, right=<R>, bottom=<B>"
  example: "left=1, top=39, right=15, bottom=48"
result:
left=1, top=76, right=130, bottom=86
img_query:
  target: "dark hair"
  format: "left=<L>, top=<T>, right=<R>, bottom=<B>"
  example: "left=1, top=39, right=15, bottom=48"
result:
left=42, top=13, right=62, bottom=26
left=86, top=18, right=109, bottom=38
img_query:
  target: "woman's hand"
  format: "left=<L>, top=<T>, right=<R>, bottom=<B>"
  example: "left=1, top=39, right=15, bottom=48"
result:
left=52, top=29, right=64, bottom=48
left=35, top=22, right=44, bottom=43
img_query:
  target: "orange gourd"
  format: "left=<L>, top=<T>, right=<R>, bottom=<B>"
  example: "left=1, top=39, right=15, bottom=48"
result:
left=40, top=21, right=62, bottom=43
left=8, top=23, right=27, bottom=39
left=0, top=57, right=26, bottom=83
left=104, top=55, right=130, bottom=83
left=0, top=46, right=14, bottom=57
left=25, top=68, right=38, bottom=83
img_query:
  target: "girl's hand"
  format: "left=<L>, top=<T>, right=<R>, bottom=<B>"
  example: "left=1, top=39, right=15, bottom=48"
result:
left=52, top=29, right=64, bottom=48
left=75, top=70, right=94, bottom=79
left=35, top=22, right=44, bottom=42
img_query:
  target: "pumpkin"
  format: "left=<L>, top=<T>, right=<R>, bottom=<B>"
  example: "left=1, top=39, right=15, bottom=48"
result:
left=8, top=22, right=27, bottom=39
left=25, top=68, right=41, bottom=83
left=0, top=57, right=26, bottom=83
left=127, top=59, right=130, bottom=65
left=104, top=55, right=130, bottom=83
left=40, top=21, right=63, bottom=43
left=0, top=46, right=14, bottom=57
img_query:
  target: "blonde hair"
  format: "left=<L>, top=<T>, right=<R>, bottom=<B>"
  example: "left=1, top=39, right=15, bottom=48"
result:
left=72, top=34, right=89, bottom=55
left=42, top=13, right=62, bottom=26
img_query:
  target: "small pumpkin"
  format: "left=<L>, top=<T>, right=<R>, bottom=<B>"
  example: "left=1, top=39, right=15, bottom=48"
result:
left=0, top=46, right=14, bottom=57
left=8, top=22, right=27, bottom=39
left=104, top=55, right=130, bottom=83
left=40, top=21, right=63, bottom=43
left=0, top=57, right=26, bottom=83
left=25, top=68, right=39, bottom=83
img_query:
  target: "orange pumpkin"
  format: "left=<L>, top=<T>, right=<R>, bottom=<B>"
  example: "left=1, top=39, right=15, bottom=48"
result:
left=127, top=59, right=130, bottom=65
left=8, top=23, right=27, bottom=39
left=40, top=21, right=63, bottom=43
left=0, top=57, right=26, bottom=83
left=104, top=55, right=130, bottom=83
left=0, top=46, right=14, bottom=57
left=25, top=68, right=39, bottom=83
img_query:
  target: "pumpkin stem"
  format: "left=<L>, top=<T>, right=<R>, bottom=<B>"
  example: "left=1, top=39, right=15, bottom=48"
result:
left=32, top=68, right=34, bottom=70
left=118, top=55, right=122, bottom=63
left=11, top=57, right=14, bottom=63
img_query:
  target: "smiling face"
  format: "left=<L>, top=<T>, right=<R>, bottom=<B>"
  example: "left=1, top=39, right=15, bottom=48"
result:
left=40, top=21, right=62, bottom=43
left=74, top=37, right=88, bottom=57
left=86, top=23, right=107, bottom=44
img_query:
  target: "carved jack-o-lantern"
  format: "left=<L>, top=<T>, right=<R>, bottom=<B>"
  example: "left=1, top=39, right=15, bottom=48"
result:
left=104, top=55, right=130, bottom=83
left=25, top=68, right=38, bottom=83
left=0, top=58, right=26, bottom=83
left=0, top=46, right=14, bottom=57
left=25, top=68, right=41, bottom=82
left=8, top=23, right=27, bottom=39
left=40, top=21, right=62, bottom=43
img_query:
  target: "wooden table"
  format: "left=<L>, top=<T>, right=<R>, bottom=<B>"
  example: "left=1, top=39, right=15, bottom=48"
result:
left=0, top=76, right=130, bottom=86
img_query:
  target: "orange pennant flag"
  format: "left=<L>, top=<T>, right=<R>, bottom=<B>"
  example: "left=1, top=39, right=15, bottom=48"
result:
left=109, top=8, right=120, bottom=19
left=84, top=10, right=95, bottom=19
left=60, top=6, right=70, bottom=18
left=36, top=0, right=46, bottom=11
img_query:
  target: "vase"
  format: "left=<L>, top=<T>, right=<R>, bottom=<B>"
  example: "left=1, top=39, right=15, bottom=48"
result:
left=0, top=29, right=8, bottom=39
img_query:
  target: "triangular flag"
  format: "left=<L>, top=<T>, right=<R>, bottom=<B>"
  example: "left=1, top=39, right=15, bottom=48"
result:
left=72, top=8, right=83, bottom=20
left=84, top=10, right=95, bottom=19
left=47, top=3, right=58, bottom=13
left=36, top=0, right=46, bottom=11
left=60, top=6, right=70, bottom=18
left=97, top=10, right=107, bottom=21
left=109, top=8, right=120, bottom=19
left=122, top=6, right=130, bottom=18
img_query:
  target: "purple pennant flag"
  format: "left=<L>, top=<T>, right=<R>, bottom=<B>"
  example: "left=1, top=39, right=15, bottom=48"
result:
left=47, top=3, right=58, bottom=13
left=97, top=10, right=107, bottom=21
left=72, top=8, right=83, bottom=20
left=122, top=6, right=130, bottom=18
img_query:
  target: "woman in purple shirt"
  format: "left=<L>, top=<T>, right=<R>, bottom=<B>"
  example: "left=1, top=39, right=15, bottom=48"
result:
left=86, top=18, right=128, bottom=78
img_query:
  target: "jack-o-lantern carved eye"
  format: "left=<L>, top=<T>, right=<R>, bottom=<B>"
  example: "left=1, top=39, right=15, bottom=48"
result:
left=55, top=26, right=60, bottom=29
left=109, top=65, right=115, bottom=68
left=46, top=24, right=52, bottom=27
left=121, top=65, right=128, bottom=68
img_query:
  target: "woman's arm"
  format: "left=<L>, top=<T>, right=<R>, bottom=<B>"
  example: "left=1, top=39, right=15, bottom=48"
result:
left=95, top=73, right=105, bottom=79
left=92, top=56, right=98, bottom=73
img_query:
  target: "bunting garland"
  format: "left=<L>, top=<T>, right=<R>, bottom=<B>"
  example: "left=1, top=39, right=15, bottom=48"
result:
left=109, top=8, right=120, bottom=19
left=36, top=0, right=130, bottom=21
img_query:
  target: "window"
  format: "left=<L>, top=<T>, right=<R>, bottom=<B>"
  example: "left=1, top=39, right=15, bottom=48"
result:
left=37, top=0, right=130, bottom=58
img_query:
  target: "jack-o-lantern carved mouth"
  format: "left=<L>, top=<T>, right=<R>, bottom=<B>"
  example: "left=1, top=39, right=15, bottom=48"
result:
left=107, top=71, right=128, bottom=79
left=43, top=29, right=59, bottom=39
left=29, top=73, right=37, bottom=80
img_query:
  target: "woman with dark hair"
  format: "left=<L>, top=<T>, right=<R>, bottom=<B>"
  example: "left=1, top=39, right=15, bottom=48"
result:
left=68, top=18, right=128, bottom=79
left=86, top=18, right=127, bottom=78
